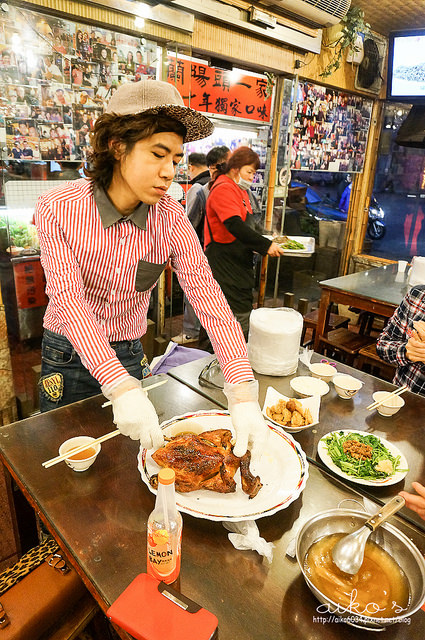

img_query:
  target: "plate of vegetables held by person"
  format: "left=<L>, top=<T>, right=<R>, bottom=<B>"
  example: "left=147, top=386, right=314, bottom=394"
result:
left=272, top=235, right=315, bottom=256
left=317, top=430, right=408, bottom=486
left=137, top=410, right=309, bottom=521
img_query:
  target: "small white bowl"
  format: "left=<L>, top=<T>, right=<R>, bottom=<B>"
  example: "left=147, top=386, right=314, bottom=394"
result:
left=59, top=436, right=101, bottom=472
left=372, top=391, right=405, bottom=417
left=308, top=362, right=337, bottom=383
left=290, top=376, right=329, bottom=398
left=333, top=374, right=363, bottom=399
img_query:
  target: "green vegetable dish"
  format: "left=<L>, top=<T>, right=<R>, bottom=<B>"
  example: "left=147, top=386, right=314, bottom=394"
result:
left=322, top=431, right=407, bottom=482
left=282, top=239, right=305, bottom=250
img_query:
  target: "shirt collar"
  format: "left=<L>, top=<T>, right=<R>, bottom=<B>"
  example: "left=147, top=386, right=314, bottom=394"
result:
left=93, top=184, right=150, bottom=230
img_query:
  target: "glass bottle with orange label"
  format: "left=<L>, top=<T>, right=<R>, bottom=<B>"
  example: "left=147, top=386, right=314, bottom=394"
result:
left=147, top=468, right=183, bottom=584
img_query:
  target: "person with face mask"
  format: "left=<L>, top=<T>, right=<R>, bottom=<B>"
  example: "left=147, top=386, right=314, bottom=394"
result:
left=204, top=146, right=283, bottom=338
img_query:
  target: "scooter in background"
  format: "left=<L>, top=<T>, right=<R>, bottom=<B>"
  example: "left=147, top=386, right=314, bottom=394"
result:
left=366, top=196, right=386, bottom=240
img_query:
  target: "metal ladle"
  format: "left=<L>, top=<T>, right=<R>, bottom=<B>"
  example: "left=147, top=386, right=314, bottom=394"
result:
left=331, top=495, right=406, bottom=575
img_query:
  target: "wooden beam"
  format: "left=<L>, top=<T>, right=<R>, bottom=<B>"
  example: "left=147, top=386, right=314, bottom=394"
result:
left=257, top=75, right=285, bottom=307
left=340, top=100, right=384, bottom=274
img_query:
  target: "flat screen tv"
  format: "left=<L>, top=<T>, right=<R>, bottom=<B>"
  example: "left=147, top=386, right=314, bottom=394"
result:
left=387, top=29, right=425, bottom=104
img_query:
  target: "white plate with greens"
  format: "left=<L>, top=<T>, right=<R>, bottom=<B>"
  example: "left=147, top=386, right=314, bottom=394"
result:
left=264, top=235, right=315, bottom=257
left=318, top=430, right=408, bottom=486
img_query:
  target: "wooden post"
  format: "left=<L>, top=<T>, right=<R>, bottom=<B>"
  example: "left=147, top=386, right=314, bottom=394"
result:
left=156, top=271, right=166, bottom=337
left=340, top=100, right=384, bottom=274
left=257, top=76, right=285, bottom=307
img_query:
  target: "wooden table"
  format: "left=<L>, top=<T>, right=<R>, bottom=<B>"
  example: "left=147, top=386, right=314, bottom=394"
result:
left=313, top=264, right=408, bottom=351
left=168, top=355, right=425, bottom=532
left=1, top=375, right=424, bottom=639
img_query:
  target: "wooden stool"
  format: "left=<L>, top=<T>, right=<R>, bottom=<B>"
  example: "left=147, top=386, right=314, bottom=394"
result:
left=302, top=310, right=350, bottom=347
left=357, top=343, right=397, bottom=382
left=318, top=328, right=374, bottom=366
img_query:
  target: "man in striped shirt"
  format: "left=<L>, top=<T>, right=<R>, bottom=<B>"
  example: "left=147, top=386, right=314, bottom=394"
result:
left=35, top=79, right=269, bottom=465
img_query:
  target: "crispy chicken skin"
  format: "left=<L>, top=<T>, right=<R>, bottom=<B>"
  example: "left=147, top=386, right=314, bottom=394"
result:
left=151, top=429, right=262, bottom=498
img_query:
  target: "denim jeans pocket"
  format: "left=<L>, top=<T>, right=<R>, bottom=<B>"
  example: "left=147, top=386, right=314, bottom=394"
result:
left=42, top=344, right=74, bottom=366
left=129, top=339, right=143, bottom=357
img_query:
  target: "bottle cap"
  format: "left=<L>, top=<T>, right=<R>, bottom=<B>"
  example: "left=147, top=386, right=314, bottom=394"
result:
left=158, top=468, right=175, bottom=485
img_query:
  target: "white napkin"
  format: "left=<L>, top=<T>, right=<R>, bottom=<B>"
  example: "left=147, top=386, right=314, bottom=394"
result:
left=299, top=347, right=313, bottom=367
left=223, top=520, right=274, bottom=563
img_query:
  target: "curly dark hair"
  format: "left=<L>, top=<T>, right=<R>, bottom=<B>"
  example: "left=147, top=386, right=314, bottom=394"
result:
left=85, top=112, right=187, bottom=189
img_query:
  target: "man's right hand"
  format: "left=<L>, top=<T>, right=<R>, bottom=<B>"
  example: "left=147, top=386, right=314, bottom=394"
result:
left=101, top=377, right=164, bottom=449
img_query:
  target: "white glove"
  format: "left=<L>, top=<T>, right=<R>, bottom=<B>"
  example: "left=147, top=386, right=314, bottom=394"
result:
left=101, top=376, right=164, bottom=449
left=223, top=380, right=269, bottom=470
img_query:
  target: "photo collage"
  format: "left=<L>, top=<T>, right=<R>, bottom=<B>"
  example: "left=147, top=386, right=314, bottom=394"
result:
left=0, top=5, right=158, bottom=162
left=292, top=82, right=373, bottom=173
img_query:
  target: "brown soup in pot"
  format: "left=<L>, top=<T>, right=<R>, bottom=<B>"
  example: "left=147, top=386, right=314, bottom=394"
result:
left=304, top=533, right=410, bottom=618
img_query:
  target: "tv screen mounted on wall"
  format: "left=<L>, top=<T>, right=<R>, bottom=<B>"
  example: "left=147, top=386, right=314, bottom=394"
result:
left=387, top=29, right=425, bottom=104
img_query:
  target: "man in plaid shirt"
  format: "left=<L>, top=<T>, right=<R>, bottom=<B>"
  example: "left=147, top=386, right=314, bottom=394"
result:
left=376, top=285, right=425, bottom=395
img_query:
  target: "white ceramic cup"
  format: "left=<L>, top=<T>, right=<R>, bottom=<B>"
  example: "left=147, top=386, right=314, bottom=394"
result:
left=332, top=374, right=363, bottom=399
left=58, top=436, right=101, bottom=472
left=372, top=391, right=405, bottom=417
left=398, top=260, right=408, bottom=273
left=309, top=362, right=337, bottom=383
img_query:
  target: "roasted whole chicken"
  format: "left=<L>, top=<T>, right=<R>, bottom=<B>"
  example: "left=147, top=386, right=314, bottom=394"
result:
left=150, top=429, right=263, bottom=498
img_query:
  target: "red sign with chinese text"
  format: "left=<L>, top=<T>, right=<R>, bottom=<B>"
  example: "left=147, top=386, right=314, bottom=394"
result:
left=167, top=58, right=271, bottom=123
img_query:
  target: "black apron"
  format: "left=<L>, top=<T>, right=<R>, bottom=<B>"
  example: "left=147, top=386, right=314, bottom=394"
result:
left=205, top=192, right=255, bottom=316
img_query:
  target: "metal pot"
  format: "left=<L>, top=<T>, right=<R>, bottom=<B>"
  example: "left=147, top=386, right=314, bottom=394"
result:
left=296, top=508, right=425, bottom=630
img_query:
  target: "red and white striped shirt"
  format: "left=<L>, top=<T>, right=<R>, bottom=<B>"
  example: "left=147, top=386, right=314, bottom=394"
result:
left=34, top=178, right=253, bottom=387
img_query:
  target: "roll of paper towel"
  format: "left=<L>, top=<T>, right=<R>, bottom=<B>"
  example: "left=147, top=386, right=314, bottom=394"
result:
left=247, top=307, right=303, bottom=376
left=408, top=256, right=425, bottom=288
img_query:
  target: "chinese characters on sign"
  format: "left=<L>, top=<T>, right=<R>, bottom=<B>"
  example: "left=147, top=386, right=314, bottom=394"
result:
left=166, top=58, right=271, bottom=123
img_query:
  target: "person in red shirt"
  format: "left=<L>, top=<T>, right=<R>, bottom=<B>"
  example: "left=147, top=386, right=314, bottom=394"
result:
left=204, top=146, right=283, bottom=337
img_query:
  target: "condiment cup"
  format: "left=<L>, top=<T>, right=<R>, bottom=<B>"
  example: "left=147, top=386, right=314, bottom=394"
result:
left=372, top=391, right=405, bottom=417
left=58, top=436, right=101, bottom=472
left=308, top=362, right=337, bottom=383
left=332, top=374, right=363, bottom=399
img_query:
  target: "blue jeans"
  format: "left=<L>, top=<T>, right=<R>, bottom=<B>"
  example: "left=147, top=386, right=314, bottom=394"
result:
left=183, top=295, right=200, bottom=338
left=39, top=329, right=151, bottom=412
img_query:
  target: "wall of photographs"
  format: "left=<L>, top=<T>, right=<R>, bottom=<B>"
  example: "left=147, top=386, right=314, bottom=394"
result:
left=0, top=4, right=159, bottom=163
left=291, top=82, right=373, bottom=173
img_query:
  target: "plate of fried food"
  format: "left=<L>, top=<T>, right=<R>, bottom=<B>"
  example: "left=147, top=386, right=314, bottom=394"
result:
left=262, top=386, right=320, bottom=433
left=138, top=410, right=308, bottom=521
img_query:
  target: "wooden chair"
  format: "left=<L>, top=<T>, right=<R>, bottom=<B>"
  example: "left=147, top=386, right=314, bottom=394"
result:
left=302, top=309, right=350, bottom=347
left=281, top=292, right=350, bottom=347
left=357, top=343, right=397, bottom=382
left=317, top=328, right=375, bottom=366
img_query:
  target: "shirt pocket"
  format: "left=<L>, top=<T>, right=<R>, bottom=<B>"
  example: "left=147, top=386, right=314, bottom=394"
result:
left=135, top=259, right=167, bottom=292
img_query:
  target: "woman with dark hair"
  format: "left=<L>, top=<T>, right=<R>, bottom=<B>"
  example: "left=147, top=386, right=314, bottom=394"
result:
left=204, top=146, right=283, bottom=337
